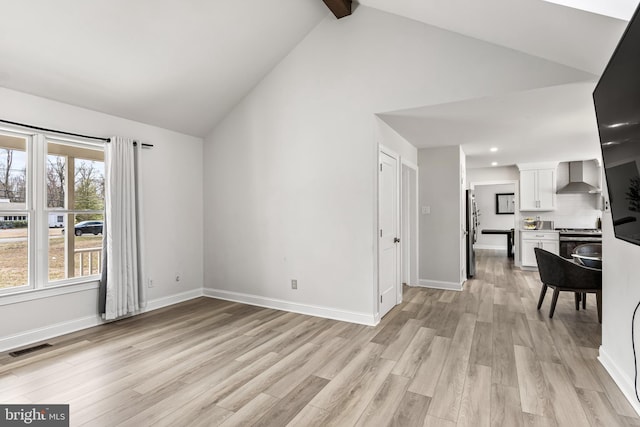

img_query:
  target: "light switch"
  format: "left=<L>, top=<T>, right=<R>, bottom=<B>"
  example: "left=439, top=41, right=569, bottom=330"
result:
left=422, top=206, right=431, bottom=215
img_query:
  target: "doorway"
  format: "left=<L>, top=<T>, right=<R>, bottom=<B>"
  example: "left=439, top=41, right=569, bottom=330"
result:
left=471, top=181, right=517, bottom=257
left=401, top=161, right=418, bottom=289
left=378, top=147, right=419, bottom=320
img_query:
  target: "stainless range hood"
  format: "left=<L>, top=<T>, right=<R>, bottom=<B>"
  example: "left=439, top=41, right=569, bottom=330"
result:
left=557, top=161, right=599, bottom=194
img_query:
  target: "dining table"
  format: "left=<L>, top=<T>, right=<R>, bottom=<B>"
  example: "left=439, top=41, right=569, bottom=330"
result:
left=480, top=228, right=514, bottom=258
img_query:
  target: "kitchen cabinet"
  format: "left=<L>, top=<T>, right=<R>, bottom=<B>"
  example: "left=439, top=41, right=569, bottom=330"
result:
left=521, top=231, right=559, bottom=267
left=518, top=165, right=557, bottom=211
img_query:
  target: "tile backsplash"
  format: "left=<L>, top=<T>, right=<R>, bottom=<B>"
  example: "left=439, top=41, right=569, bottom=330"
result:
left=522, top=193, right=601, bottom=229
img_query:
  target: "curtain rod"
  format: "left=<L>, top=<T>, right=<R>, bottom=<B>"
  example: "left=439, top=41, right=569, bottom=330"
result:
left=0, top=118, right=154, bottom=148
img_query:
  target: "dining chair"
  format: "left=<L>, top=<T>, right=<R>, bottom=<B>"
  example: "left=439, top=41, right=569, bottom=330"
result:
left=534, top=247, right=602, bottom=323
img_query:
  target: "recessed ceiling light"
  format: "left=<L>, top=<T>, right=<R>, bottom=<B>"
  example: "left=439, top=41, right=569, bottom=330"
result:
left=490, top=147, right=498, bottom=152
left=491, top=162, right=498, bottom=167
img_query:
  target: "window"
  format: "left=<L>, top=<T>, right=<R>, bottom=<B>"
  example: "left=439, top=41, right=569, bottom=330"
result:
left=0, top=130, right=104, bottom=293
left=0, top=132, right=29, bottom=291
left=47, top=140, right=105, bottom=282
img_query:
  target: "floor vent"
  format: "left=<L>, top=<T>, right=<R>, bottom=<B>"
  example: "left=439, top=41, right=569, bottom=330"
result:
left=9, top=343, right=52, bottom=357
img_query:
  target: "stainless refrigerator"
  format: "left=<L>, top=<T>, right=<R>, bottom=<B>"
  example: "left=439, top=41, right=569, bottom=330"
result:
left=466, top=190, right=478, bottom=278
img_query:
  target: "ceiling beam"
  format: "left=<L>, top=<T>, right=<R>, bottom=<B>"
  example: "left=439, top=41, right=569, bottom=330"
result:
left=322, top=0, right=352, bottom=19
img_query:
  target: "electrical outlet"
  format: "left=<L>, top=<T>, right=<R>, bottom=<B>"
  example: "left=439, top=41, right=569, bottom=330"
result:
left=291, top=279, right=297, bottom=290
left=148, top=278, right=154, bottom=288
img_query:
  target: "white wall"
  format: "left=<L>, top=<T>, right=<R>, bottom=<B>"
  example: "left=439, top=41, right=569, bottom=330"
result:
left=376, top=117, right=417, bottom=165
left=598, top=152, right=640, bottom=414
left=201, top=6, right=596, bottom=323
left=468, top=166, right=520, bottom=185
left=0, top=88, right=204, bottom=351
left=418, top=146, right=463, bottom=288
left=474, top=183, right=516, bottom=250
left=599, top=212, right=640, bottom=415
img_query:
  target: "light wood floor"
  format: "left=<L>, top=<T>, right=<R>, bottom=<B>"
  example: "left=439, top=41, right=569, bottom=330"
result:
left=1, top=250, right=638, bottom=426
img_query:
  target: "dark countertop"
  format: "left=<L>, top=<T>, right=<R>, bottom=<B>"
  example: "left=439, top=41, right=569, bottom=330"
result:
left=482, top=229, right=513, bottom=235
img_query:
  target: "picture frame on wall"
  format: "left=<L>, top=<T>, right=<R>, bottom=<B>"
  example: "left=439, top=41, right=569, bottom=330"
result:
left=496, top=193, right=515, bottom=214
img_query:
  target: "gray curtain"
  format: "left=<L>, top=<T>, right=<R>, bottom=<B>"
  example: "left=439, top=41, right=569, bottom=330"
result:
left=99, top=220, right=107, bottom=315
left=99, top=137, right=147, bottom=319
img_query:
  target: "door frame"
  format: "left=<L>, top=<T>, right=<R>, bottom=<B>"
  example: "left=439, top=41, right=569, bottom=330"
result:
left=401, top=159, right=419, bottom=294
left=460, top=152, right=467, bottom=284
left=376, top=145, right=401, bottom=322
left=469, top=179, right=519, bottom=264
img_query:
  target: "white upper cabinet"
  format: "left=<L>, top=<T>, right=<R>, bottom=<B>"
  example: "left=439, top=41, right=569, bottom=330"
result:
left=536, top=169, right=556, bottom=209
left=518, top=163, right=558, bottom=211
left=519, top=170, right=537, bottom=210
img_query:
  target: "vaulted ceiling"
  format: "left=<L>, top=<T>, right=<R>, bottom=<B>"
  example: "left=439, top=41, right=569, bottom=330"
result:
left=357, top=0, right=628, bottom=75
left=0, top=0, right=632, bottom=143
left=361, top=0, right=632, bottom=168
left=0, top=0, right=328, bottom=137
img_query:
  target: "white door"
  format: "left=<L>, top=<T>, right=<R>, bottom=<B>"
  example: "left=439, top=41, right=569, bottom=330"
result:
left=379, top=150, right=399, bottom=318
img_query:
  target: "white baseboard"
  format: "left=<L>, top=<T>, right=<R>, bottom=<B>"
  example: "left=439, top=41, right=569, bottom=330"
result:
left=417, top=279, right=463, bottom=291
left=203, top=287, right=377, bottom=326
left=0, top=314, right=104, bottom=353
left=599, top=345, right=640, bottom=416
left=473, top=244, right=507, bottom=250
left=0, top=288, right=203, bottom=353
left=144, top=288, right=203, bottom=312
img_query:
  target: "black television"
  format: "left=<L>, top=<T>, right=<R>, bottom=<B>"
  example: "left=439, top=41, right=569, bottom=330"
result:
left=594, top=3, right=640, bottom=246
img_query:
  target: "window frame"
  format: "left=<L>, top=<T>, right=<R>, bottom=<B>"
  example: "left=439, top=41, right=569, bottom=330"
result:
left=46, top=137, right=105, bottom=285
left=0, top=129, right=33, bottom=295
left=0, top=128, right=105, bottom=297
